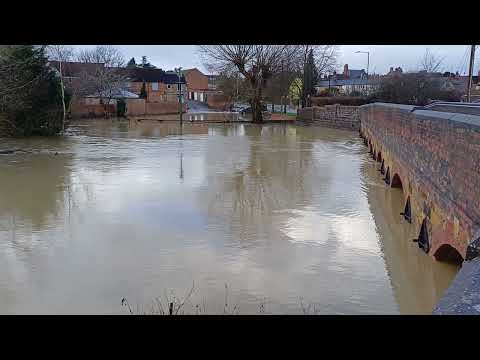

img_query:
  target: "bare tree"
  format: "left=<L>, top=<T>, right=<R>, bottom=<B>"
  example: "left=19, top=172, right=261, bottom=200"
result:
left=198, top=45, right=297, bottom=122
left=264, top=57, right=298, bottom=113
left=314, top=45, right=339, bottom=75
left=419, top=48, right=444, bottom=73
left=47, top=45, right=74, bottom=130
left=216, top=71, right=250, bottom=103
left=76, top=45, right=127, bottom=118
left=290, top=45, right=339, bottom=108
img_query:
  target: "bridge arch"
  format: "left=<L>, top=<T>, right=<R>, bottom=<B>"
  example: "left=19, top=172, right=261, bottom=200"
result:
left=377, top=151, right=382, bottom=163
left=391, top=173, right=403, bottom=189
left=433, top=244, right=464, bottom=265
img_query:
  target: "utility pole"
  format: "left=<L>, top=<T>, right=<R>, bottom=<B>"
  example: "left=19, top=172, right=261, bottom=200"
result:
left=175, top=67, right=183, bottom=126
left=355, top=50, right=370, bottom=95
left=175, top=67, right=184, bottom=177
left=467, top=45, right=476, bottom=103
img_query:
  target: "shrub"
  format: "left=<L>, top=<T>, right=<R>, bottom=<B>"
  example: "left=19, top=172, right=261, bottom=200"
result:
left=370, top=72, right=462, bottom=106
left=310, top=96, right=368, bottom=107
left=317, top=88, right=340, bottom=97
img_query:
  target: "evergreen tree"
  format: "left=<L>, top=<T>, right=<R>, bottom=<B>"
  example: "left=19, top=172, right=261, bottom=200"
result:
left=302, top=49, right=318, bottom=107
left=139, top=81, right=147, bottom=99
left=0, top=45, right=63, bottom=136
left=127, top=57, right=136, bottom=68
left=140, top=55, right=156, bottom=69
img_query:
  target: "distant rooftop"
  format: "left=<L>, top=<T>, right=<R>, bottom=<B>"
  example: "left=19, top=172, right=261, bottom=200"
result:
left=86, top=89, right=139, bottom=99
left=49, top=61, right=104, bottom=77
left=119, top=67, right=186, bottom=84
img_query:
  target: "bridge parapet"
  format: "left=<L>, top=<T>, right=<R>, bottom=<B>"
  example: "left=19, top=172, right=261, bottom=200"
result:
left=359, top=103, right=480, bottom=262
left=433, top=256, right=480, bottom=314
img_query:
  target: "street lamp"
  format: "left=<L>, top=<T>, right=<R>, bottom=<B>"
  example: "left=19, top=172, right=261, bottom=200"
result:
left=174, top=67, right=184, bottom=178
left=174, top=67, right=183, bottom=126
left=355, top=51, right=370, bottom=94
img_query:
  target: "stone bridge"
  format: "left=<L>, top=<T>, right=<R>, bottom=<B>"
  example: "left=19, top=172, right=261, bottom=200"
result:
left=359, top=103, right=480, bottom=265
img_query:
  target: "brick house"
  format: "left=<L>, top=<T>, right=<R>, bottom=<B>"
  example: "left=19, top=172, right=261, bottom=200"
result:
left=315, top=64, right=376, bottom=95
left=182, top=68, right=231, bottom=110
left=49, top=61, right=188, bottom=117
left=207, top=74, right=217, bottom=90
left=49, top=61, right=105, bottom=90
left=182, top=68, right=210, bottom=102
left=122, top=67, right=187, bottom=103
left=49, top=61, right=109, bottom=117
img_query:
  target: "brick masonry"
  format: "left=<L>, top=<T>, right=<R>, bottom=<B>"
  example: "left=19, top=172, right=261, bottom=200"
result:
left=126, top=99, right=186, bottom=116
left=184, top=68, right=208, bottom=92
left=206, top=93, right=231, bottom=111
left=360, top=103, right=480, bottom=260
left=297, top=105, right=360, bottom=130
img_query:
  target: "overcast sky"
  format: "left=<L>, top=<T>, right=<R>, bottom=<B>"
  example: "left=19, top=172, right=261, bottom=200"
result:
left=75, top=45, right=479, bottom=76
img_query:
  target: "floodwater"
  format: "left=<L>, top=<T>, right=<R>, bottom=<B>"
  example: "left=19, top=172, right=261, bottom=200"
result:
left=0, top=118, right=459, bottom=314
left=130, top=111, right=248, bottom=123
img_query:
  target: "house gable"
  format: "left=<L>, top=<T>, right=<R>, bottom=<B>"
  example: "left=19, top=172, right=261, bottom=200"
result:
left=183, top=68, right=208, bottom=91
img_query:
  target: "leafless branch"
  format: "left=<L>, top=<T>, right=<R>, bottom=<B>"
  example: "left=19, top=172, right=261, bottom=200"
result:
left=198, top=45, right=297, bottom=122
left=74, top=46, right=127, bottom=118
left=419, top=48, right=445, bottom=73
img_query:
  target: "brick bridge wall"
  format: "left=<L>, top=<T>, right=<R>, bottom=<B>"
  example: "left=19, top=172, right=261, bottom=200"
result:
left=297, top=104, right=360, bottom=130
left=360, top=103, right=480, bottom=261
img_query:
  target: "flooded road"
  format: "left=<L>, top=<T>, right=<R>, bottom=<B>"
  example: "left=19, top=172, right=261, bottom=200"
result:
left=0, top=120, right=459, bottom=314
left=130, top=111, right=248, bottom=122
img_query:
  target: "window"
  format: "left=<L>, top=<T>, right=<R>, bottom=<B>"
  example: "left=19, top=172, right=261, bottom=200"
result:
left=152, top=82, right=159, bottom=91
left=167, top=84, right=171, bottom=89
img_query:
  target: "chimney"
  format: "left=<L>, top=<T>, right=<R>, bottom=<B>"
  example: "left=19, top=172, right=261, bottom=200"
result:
left=343, top=64, right=349, bottom=77
left=390, top=67, right=393, bottom=73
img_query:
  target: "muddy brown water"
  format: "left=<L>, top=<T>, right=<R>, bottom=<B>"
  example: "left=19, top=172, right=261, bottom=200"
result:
left=0, top=118, right=459, bottom=314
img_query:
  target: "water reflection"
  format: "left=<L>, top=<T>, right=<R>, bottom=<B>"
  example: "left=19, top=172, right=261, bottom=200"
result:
left=362, top=159, right=459, bottom=314
left=0, top=122, right=458, bottom=314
